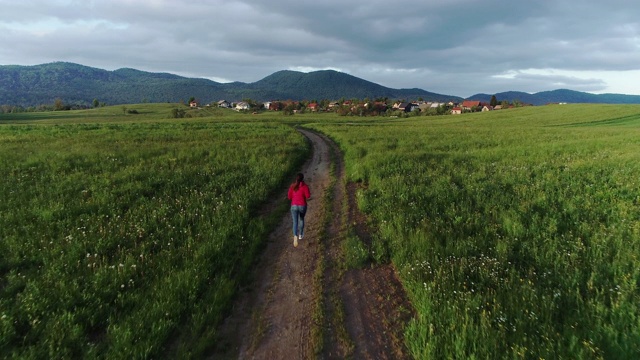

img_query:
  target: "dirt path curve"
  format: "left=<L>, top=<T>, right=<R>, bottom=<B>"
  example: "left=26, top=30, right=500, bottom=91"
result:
left=210, top=129, right=413, bottom=360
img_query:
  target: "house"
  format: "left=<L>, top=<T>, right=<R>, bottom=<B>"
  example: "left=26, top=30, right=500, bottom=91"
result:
left=493, top=105, right=503, bottom=110
left=481, top=105, right=493, bottom=112
left=307, top=103, right=319, bottom=111
left=462, top=100, right=481, bottom=110
left=451, top=107, right=462, bottom=115
left=235, top=102, right=250, bottom=111
left=268, top=101, right=286, bottom=111
left=328, top=102, right=340, bottom=108
left=418, top=103, right=431, bottom=112
left=189, top=101, right=198, bottom=108
left=263, top=101, right=272, bottom=110
left=397, top=102, right=419, bottom=112
left=372, top=102, right=388, bottom=112
left=217, top=100, right=231, bottom=108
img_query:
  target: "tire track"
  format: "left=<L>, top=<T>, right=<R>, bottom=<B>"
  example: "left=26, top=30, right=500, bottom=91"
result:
left=209, top=129, right=413, bottom=360
left=209, top=129, right=330, bottom=359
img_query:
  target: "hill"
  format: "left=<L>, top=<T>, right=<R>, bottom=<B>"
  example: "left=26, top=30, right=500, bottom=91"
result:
left=247, top=70, right=455, bottom=102
left=468, top=89, right=640, bottom=106
left=0, top=62, right=461, bottom=107
left=0, top=62, right=230, bottom=107
left=2, top=62, right=639, bottom=107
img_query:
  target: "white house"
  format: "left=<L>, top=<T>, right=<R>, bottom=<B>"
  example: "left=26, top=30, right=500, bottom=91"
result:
left=235, top=102, right=250, bottom=111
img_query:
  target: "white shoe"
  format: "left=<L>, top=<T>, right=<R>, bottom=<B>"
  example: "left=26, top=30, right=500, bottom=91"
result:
left=293, top=236, right=298, bottom=247
left=299, top=234, right=303, bottom=240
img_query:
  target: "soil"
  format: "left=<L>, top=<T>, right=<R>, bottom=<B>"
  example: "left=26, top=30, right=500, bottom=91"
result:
left=209, top=129, right=414, bottom=359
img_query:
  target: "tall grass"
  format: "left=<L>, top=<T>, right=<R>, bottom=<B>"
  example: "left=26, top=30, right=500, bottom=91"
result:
left=309, top=104, right=640, bottom=359
left=0, top=115, right=308, bottom=358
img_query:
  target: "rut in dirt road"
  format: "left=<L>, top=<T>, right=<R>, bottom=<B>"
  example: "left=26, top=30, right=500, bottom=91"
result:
left=209, top=129, right=413, bottom=360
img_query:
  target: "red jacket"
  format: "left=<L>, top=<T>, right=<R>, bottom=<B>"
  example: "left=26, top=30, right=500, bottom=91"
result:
left=288, top=181, right=310, bottom=206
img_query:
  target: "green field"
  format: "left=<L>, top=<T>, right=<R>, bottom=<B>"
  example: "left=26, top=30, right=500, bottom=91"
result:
left=0, top=106, right=309, bottom=358
left=309, top=104, right=640, bottom=359
left=2, top=103, right=640, bottom=359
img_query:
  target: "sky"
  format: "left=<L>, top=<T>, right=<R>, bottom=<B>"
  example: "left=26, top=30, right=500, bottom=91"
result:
left=1, top=0, right=639, bottom=98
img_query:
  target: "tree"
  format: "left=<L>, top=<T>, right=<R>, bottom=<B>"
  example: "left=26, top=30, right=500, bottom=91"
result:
left=54, top=98, right=64, bottom=111
left=283, top=103, right=295, bottom=115
left=92, top=98, right=99, bottom=108
left=490, top=95, right=498, bottom=107
left=170, top=108, right=186, bottom=118
left=242, top=98, right=259, bottom=109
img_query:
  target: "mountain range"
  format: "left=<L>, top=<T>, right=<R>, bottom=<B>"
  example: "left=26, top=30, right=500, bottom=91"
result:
left=1, top=62, right=639, bottom=107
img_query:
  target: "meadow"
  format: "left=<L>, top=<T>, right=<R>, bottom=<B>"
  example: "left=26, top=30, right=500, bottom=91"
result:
left=308, top=104, right=640, bottom=359
left=0, top=105, right=309, bottom=358
left=1, top=103, right=639, bottom=359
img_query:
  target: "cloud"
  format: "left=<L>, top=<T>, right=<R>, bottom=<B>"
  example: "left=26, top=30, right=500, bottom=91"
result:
left=1, top=0, right=639, bottom=95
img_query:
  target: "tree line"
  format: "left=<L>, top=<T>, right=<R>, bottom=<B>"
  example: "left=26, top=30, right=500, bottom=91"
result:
left=0, top=98, right=109, bottom=114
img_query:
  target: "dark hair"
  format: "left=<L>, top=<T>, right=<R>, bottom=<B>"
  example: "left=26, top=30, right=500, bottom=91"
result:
left=292, top=173, right=304, bottom=191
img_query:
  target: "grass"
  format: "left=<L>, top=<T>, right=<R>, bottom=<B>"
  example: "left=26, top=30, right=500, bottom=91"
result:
left=308, top=104, right=640, bottom=359
left=2, top=103, right=640, bottom=358
left=0, top=108, right=309, bottom=358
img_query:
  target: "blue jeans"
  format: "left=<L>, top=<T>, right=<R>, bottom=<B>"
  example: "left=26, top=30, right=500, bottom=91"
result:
left=290, top=205, right=307, bottom=237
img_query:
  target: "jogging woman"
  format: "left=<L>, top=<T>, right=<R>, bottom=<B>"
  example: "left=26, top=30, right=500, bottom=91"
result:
left=287, top=173, right=311, bottom=247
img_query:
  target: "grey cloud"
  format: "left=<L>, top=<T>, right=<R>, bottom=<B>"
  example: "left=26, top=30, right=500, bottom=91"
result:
left=1, top=0, right=639, bottom=95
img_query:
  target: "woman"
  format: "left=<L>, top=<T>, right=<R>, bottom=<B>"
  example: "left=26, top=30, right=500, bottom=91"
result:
left=287, top=172, right=311, bottom=247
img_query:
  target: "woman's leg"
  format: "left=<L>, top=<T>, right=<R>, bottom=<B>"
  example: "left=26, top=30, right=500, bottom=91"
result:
left=290, top=206, right=300, bottom=236
left=298, top=206, right=307, bottom=238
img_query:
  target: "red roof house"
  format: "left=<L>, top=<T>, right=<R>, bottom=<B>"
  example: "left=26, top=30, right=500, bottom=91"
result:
left=462, top=100, right=481, bottom=109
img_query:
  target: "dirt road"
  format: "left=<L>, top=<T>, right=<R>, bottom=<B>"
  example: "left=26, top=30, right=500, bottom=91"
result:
left=210, top=129, right=413, bottom=359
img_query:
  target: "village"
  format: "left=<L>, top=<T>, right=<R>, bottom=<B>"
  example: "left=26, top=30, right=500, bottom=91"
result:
left=189, top=97, right=526, bottom=116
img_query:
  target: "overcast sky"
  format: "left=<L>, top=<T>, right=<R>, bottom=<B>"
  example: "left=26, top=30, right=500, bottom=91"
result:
left=1, top=0, right=639, bottom=97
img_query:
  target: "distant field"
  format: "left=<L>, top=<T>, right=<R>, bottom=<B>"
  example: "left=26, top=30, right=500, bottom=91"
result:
left=2, top=103, right=639, bottom=358
left=308, top=104, right=640, bottom=358
left=0, top=107, right=308, bottom=358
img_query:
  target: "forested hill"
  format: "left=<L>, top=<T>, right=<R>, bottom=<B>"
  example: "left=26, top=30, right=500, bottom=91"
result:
left=469, top=89, right=640, bottom=106
left=0, top=62, right=228, bottom=107
left=250, top=70, right=457, bottom=103
left=0, top=62, right=461, bottom=107
left=3, top=62, right=639, bottom=107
